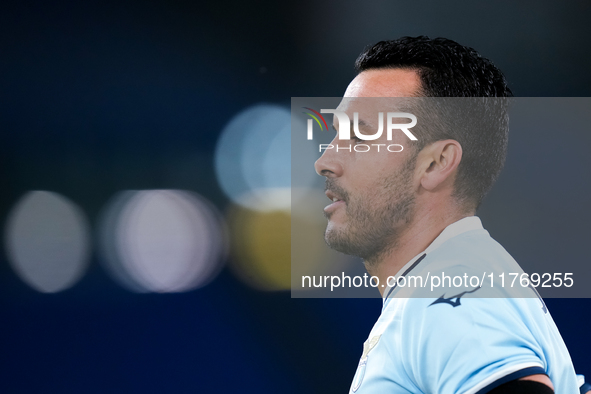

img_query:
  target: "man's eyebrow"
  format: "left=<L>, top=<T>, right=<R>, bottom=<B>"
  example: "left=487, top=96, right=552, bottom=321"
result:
left=332, top=120, right=375, bottom=137
left=356, top=119, right=370, bottom=128
left=332, top=119, right=372, bottom=131
left=353, top=119, right=375, bottom=135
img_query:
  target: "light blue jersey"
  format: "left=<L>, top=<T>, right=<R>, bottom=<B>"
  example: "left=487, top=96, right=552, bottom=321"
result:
left=350, top=217, right=579, bottom=393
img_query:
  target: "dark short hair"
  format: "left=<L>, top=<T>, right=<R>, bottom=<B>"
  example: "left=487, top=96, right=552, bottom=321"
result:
left=355, top=36, right=512, bottom=210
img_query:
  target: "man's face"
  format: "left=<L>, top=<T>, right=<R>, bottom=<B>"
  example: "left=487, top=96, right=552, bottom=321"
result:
left=314, top=69, right=422, bottom=264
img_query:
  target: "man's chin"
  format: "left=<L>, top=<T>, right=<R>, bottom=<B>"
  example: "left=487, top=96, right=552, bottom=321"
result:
left=325, top=220, right=344, bottom=238
left=324, top=226, right=355, bottom=255
left=324, top=225, right=339, bottom=247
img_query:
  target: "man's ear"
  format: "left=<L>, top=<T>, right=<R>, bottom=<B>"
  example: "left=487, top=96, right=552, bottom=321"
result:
left=417, top=140, right=462, bottom=191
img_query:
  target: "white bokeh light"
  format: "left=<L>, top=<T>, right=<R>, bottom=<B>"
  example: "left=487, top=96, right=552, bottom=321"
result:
left=215, top=103, right=300, bottom=211
left=98, top=190, right=225, bottom=293
left=4, top=191, right=91, bottom=293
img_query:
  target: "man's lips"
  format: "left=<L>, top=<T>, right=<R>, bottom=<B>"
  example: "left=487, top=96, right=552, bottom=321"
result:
left=325, top=190, right=343, bottom=202
left=324, top=190, right=346, bottom=214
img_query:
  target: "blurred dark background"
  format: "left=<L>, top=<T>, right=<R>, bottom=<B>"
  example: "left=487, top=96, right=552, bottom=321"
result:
left=1, top=1, right=590, bottom=393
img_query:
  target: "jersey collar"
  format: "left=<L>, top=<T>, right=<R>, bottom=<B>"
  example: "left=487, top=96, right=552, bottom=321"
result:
left=382, top=216, right=484, bottom=304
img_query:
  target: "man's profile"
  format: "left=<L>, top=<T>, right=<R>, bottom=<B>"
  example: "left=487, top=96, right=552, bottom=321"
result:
left=314, top=36, right=583, bottom=393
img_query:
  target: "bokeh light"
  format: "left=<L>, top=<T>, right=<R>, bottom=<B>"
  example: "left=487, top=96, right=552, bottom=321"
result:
left=215, top=104, right=294, bottom=212
left=4, top=191, right=91, bottom=293
left=227, top=205, right=291, bottom=291
left=98, top=190, right=226, bottom=293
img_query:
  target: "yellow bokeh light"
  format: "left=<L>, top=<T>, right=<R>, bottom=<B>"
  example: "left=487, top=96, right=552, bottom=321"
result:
left=227, top=205, right=291, bottom=291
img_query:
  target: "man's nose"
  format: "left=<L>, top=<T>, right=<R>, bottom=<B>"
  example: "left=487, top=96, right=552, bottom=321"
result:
left=314, top=138, right=344, bottom=177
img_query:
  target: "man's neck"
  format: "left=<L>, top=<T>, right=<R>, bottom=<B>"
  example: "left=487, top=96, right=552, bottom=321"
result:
left=366, top=208, right=472, bottom=297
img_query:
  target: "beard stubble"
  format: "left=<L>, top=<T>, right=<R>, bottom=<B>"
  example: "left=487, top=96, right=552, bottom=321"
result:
left=323, top=155, right=416, bottom=267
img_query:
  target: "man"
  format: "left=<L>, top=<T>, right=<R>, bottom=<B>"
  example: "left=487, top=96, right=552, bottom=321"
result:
left=314, top=37, right=584, bottom=393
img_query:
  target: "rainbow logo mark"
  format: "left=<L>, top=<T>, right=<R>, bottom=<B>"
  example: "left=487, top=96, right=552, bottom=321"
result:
left=302, top=107, right=329, bottom=140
